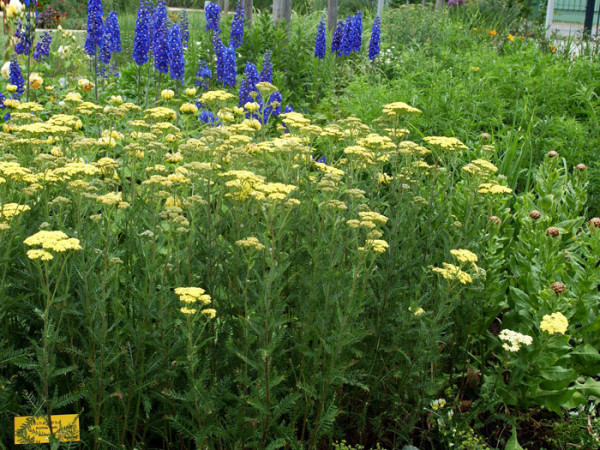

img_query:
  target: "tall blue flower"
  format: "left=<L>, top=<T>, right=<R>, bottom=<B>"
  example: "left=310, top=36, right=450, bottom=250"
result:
left=314, top=18, right=326, bottom=59
left=179, top=10, right=189, bottom=46
left=104, top=11, right=121, bottom=54
left=0, top=92, right=6, bottom=111
left=84, top=0, right=104, bottom=57
left=351, top=11, right=363, bottom=52
left=9, top=56, right=24, bottom=99
left=33, top=31, right=52, bottom=62
left=205, top=2, right=221, bottom=35
left=222, top=45, right=237, bottom=87
left=153, top=1, right=169, bottom=74
left=368, top=16, right=381, bottom=61
left=259, top=51, right=272, bottom=83
left=133, top=1, right=152, bottom=66
left=341, top=15, right=353, bottom=56
left=195, top=60, right=211, bottom=90
left=14, top=21, right=31, bottom=55
left=213, top=35, right=225, bottom=82
left=238, top=61, right=258, bottom=106
left=331, top=20, right=344, bottom=56
left=169, top=24, right=185, bottom=84
left=229, top=1, right=244, bottom=49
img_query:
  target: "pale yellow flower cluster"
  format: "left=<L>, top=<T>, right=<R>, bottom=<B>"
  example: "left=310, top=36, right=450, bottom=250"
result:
left=423, top=136, right=468, bottom=151
left=432, top=263, right=472, bottom=284
left=24, top=230, right=82, bottom=260
left=540, top=312, right=568, bottom=335
left=478, top=181, right=512, bottom=195
left=180, top=103, right=199, bottom=114
left=175, top=287, right=216, bottom=318
left=144, top=107, right=177, bottom=121
left=1, top=203, right=30, bottom=220
left=462, top=159, right=498, bottom=176
left=199, top=90, right=234, bottom=104
left=382, top=102, right=422, bottom=116
left=235, top=237, right=266, bottom=251
left=499, top=329, right=533, bottom=352
left=450, top=249, right=478, bottom=264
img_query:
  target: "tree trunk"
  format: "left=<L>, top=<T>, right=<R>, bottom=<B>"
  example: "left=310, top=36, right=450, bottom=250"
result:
left=224, top=0, right=230, bottom=13
left=327, top=0, right=338, bottom=32
left=244, top=0, right=253, bottom=25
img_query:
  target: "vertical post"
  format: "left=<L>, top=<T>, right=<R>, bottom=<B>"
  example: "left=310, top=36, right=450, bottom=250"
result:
left=545, top=0, right=555, bottom=40
left=273, top=0, right=281, bottom=22
left=244, top=0, right=253, bottom=25
left=377, top=0, right=384, bottom=19
left=328, top=0, right=338, bottom=32
left=224, top=0, right=230, bottom=13
left=584, top=0, right=595, bottom=37
left=435, top=0, right=444, bottom=10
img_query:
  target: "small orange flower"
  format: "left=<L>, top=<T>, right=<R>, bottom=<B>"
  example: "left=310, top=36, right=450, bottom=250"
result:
left=507, top=34, right=514, bottom=41
left=50, top=96, right=54, bottom=101
left=488, top=29, right=497, bottom=37
left=550, top=44, right=557, bottom=52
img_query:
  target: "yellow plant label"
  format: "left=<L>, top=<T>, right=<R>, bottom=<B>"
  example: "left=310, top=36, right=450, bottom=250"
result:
left=14, top=414, right=80, bottom=444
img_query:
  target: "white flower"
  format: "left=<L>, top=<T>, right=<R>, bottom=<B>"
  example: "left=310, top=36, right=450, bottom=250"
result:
left=58, top=45, right=70, bottom=57
left=1, top=61, right=10, bottom=79
left=5, top=0, right=24, bottom=19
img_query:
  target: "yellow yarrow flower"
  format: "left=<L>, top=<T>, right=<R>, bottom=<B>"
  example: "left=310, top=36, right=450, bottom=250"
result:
left=540, top=312, right=568, bottom=335
left=24, top=230, right=82, bottom=252
left=26, top=249, right=54, bottom=261
left=450, top=249, right=478, bottom=264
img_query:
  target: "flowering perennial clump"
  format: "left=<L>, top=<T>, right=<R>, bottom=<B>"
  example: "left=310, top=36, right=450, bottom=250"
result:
left=33, top=31, right=52, bottom=62
left=432, top=263, right=473, bottom=284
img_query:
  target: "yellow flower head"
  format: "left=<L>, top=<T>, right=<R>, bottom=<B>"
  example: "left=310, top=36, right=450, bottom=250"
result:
left=161, top=89, right=175, bottom=100
left=540, top=312, right=568, bottom=335
left=29, top=72, right=43, bottom=89
left=24, top=230, right=82, bottom=253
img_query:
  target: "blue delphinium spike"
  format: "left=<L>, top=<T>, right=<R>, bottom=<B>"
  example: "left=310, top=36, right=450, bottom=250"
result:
left=368, top=16, right=381, bottom=61
left=352, top=11, right=363, bottom=52
left=33, top=31, right=52, bottom=62
left=229, top=1, right=244, bottom=49
left=213, top=35, right=225, bottom=83
left=259, top=51, right=272, bottom=83
left=84, top=0, right=104, bottom=57
left=169, top=24, right=185, bottom=84
left=153, top=0, right=169, bottom=74
left=179, top=10, right=189, bottom=46
left=9, top=56, right=24, bottom=99
left=314, top=18, right=326, bottom=60
left=341, top=15, right=353, bottom=56
left=105, top=11, right=121, bottom=53
left=331, top=20, right=344, bottom=56
left=205, top=2, right=221, bottom=34
left=196, top=60, right=211, bottom=90
left=14, top=21, right=31, bottom=55
left=222, top=45, right=237, bottom=87
left=238, top=61, right=258, bottom=106
left=133, top=1, right=152, bottom=66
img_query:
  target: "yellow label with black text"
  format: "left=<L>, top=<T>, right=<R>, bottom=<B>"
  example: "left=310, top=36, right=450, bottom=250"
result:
left=14, top=414, right=80, bottom=444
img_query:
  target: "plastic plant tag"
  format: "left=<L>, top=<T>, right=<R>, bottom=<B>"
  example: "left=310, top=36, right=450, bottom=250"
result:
left=14, top=414, right=80, bottom=444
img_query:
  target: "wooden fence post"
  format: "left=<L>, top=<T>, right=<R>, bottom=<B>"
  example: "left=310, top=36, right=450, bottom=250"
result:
left=244, top=0, right=253, bottom=25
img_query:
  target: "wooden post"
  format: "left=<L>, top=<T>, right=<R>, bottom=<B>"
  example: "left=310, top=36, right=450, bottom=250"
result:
left=328, top=0, right=337, bottom=32
left=224, top=0, right=230, bottom=13
left=545, top=0, right=554, bottom=40
left=244, top=0, right=253, bottom=25
left=274, top=0, right=291, bottom=25
left=377, top=0, right=384, bottom=19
